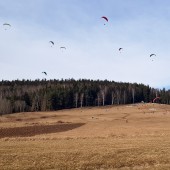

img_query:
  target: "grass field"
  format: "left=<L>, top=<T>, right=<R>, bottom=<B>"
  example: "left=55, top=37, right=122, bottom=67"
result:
left=1, top=103, right=170, bottom=169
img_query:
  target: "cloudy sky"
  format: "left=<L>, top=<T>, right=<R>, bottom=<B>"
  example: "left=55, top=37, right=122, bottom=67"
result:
left=0, top=0, right=170, bottom=88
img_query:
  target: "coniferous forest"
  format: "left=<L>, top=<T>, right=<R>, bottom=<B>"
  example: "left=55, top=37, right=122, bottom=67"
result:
left=0, top=79, right=170, bottom=115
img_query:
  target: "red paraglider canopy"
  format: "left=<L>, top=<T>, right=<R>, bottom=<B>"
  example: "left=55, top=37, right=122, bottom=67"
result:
left=153, top=97, right=160, bottom=103
left=101, top=16, right=108, bottom=22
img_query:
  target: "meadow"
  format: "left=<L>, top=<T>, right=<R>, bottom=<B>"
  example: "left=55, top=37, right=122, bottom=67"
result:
left=0, top=103, right=170, bottom=170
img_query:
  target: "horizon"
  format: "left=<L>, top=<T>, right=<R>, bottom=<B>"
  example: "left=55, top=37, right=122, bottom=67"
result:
left=0, top=77, right=169, bottom=90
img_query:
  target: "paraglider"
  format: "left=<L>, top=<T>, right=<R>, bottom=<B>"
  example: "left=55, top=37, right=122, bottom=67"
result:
left=60, top=47, right=66, bottom=52
left=101, top=16, right=108, bottom=25
left=42, top=71, right=47, bottom=76
left=153, top=97, right=160, bottom=103
left=3, top=23, right=11, bottom=30
left=150, top=54, right=156, bottom=61
left=119, top=48, right=123, bottom=53
left=49, top=41, right=54, bottom=47
left=101, top=16, right=108, bottom=22
left=150, top=54, right=156, bottom=57
left=60, top=47, right=66, bottom=50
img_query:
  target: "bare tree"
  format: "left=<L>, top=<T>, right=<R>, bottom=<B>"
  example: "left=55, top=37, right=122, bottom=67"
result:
left=97, top=92, right=101, bottom=106
left=123, top=90, right=126, bottom=104
left=101, top=86, right=108, bottom=106
left=0, top=99, right=12, bottom=115
left=75, top=92, right=78, bottom=108
left=41, top=95, right=47, bottom=111
left=80, top=93, right=84, bottom=108
left=116, top=89, right=121, bottom=105
left=101, top=90, right=105, bottom=106
left=111, top=91, right=116, bottom=105
left=31, top=95, right=40, bottom=111
left=14, top=100, right=26, bottom=113
left=132, top=88, right=135, bottom=104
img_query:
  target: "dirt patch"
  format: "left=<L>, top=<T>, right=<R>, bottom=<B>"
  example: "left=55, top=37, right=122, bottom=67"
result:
left=0, top=123, right=85, bottom=138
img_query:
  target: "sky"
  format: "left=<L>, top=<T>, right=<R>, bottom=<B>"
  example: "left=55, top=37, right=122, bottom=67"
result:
left=1, top=0, right=170, bottom=89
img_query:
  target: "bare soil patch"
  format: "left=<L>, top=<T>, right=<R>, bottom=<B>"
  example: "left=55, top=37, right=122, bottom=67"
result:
left=0, top=123, right=85, bottom=138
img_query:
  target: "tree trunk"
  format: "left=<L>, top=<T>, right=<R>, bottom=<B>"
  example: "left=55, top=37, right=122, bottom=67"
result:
left=80, top=93, right=84, bottom=108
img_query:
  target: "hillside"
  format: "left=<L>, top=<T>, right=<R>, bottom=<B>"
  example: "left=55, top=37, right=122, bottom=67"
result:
left=1, top=103, right=170, bottom=169
left=1, top=79, right=170, bottom=115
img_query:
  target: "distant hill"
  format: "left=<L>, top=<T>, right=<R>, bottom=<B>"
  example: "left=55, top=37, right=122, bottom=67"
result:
left=0, top=79, right=170, bottom=115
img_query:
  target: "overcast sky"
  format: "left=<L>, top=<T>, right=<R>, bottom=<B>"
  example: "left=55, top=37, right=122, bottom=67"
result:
left=1, top=0, right=170, bottom=89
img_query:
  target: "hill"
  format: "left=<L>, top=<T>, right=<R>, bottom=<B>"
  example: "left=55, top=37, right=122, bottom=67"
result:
left=0, top=103, right=170, bottom=169
left=1, top=79, right=170, bottom=115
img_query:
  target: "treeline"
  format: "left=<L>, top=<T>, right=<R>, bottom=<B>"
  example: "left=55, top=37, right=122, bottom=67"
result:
left=0, top=79, right=170, bottom=115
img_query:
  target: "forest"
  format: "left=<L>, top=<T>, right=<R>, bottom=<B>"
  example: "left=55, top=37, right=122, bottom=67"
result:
left=0, top=79, right=170, bottom=115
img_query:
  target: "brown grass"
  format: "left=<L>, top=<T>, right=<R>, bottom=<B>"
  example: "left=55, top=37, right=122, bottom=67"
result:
left=0, top=103, right=170, bottom=169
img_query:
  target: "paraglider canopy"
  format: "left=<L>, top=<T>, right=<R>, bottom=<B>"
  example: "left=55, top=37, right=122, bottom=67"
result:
left=49, top=41, right=54, bottom=47
left=150, top=54, right=156, bottom=57
left=60, top=47, right=66, bottom=49
left=3, top=23, right=11, bottom=26
left=153, top=97, right=160, bottom=103
left=101, top=16, right=108, bottom=25
left=119, top=48, right=123, bottom=52
left=42, top=71, right=47, bottom=76
left=3, top=23, right=11, bottom=30
left=150, top=54, right=156, bottom=61
left=101, top=16, right=108, bottom=22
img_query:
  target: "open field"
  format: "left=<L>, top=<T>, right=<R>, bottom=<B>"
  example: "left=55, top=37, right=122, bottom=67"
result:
left=1, top=103, right=170, bottom=169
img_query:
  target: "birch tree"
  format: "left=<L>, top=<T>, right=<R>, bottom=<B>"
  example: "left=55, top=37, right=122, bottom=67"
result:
left=80, top=93, right=84, bottom=108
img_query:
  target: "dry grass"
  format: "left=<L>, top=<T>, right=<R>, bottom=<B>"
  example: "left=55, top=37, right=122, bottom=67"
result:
left=0, top=103, right=170, bottom=169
